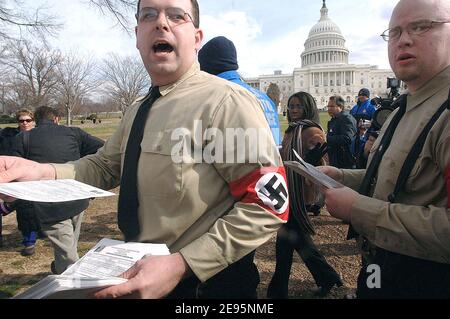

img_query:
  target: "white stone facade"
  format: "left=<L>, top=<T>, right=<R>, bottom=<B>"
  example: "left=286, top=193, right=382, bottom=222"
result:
left=245, top=1, right=395, bottom=111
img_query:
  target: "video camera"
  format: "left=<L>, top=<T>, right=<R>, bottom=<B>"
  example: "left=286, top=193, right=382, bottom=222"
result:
left=370, top=77, right=402, bottom=130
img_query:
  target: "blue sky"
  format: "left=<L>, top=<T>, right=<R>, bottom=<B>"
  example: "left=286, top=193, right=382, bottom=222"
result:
left=34, top=0, right=399, bottom=77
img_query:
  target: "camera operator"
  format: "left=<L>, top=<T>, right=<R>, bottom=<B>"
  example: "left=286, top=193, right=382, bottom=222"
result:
left=319, top=0, right=450, bottom=298
left=370, top=77, right=402, bottom=131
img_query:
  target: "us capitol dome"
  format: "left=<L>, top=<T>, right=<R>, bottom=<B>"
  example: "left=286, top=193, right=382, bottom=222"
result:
left=245, top=0, right=394, bottom=110
left=301, top=0, right=349, bottom=67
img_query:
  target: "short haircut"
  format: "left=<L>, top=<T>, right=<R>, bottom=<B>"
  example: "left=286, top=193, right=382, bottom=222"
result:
left=34, top=106, right=59, bottom=125
left=329, top=95, right=346, bottom=108
left=15, top=109, right=34, bottom=121
left=136, top=0, right=200, bottom=28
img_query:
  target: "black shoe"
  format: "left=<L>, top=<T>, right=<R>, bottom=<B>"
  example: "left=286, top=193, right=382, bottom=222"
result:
left=312, top=280, right=343, bottom=297
left=306, top=205, right=321, bottom=216
left=21, top=245, right=35, bottom=256
left=50, top=261, right=58, bottom=274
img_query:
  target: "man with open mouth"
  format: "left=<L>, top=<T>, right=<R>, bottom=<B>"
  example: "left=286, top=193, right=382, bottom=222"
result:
left=0, top=0, right=289, bottom=299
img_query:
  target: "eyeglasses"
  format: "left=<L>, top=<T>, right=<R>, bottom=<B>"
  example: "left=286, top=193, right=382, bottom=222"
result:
left=380, top=20, right=450, bottom=42
left=18, top=119, right=33, bottom=123
left=287, top=105, right=305, bottom=110
left=136, top=7, right=193, bottom=27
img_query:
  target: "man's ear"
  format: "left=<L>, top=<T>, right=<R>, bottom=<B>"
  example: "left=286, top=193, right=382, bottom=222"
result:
left=194, top=28, right=204, bottom=53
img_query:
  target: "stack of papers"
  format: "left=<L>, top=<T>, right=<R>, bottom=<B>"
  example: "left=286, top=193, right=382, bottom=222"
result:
left=284, top=150, right=344, bottom=189
left=13, top=238, right=170, bottom=299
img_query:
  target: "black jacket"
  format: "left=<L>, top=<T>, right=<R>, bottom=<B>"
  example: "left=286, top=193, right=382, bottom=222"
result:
left=0, top=127, right=20, bottom=155
left=10, top=120, right=104, bottom=223
left=326, top=110, right=357, bottom=169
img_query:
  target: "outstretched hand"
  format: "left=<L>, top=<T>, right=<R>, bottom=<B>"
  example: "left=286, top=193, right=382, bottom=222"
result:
left=0, top=156, right=56, bottom=183
left=93, top=252, right=192, bottom=299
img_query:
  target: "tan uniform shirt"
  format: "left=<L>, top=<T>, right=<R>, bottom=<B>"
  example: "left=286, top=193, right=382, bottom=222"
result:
left=53, top=63, right=288, bottom=281
left=341, top=66, right=450, bottom=264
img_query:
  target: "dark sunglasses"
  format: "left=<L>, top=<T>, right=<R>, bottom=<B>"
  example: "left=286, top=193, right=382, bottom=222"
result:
left=18, top=119, right=33, bottom=123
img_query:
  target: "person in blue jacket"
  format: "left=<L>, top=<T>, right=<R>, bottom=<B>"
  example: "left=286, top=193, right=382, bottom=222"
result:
left=198, top=36, right=282, bottom=146
left=350, top=88, right=377, bottom=124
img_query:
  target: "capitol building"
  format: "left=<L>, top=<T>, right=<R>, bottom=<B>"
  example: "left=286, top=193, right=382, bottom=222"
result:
left=245, top=0, right=395, bottom=111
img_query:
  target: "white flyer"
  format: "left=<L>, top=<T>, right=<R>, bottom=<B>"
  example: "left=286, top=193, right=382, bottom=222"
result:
left=0, top=179, right=115, bottom=202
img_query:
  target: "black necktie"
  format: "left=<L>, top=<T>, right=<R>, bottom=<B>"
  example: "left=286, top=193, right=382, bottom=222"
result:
left=347, top=94, right=407, bottom=239
left=118, top=87, right=161, bottom=241
left=358, top=95, right=407, bottom=196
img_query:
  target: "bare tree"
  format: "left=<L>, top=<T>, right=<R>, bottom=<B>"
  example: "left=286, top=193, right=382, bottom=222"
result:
left=2, top=40, right=62, bottom=109
left=55, top=53, right=99, bottom=126
left=87, top=0, right=136, bottom=32
left=101, top=53, right=150, bottom=114
left=0, top=0, right=61, bottom=40
left=266, top=83, right=281, bottom=107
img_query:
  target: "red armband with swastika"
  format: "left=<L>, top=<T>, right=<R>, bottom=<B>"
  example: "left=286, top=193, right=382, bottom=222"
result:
left=230, top=167, right=289, bottom=221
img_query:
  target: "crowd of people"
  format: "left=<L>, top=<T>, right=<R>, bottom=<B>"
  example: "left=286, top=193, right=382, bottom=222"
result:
left=0, top=0, right=448, bottom=299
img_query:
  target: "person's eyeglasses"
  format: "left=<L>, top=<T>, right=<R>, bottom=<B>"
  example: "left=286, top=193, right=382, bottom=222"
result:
left=287, top=105, right=305, bottom=110
left=380, top=20, right=450, bottom=42
left=136, top=7, right=193, bottom=27
left=18, top=119, right=33, bottom=123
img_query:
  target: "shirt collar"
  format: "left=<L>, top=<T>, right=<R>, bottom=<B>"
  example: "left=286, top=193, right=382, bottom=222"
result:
left=159, top=62, right=200, bottom=97
left=406, top=65, right=450, bottom=111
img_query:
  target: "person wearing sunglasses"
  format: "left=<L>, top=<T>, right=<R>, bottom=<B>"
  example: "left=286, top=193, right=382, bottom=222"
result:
left=0, top=109, right=40, bottom=256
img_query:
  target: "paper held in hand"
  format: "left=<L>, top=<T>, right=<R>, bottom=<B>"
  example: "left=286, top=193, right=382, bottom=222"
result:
left=13, top=238, right=170, bottom=299
left=284, top=151, right=344, bottom=189
left=0, top=179, right=115, bottom=202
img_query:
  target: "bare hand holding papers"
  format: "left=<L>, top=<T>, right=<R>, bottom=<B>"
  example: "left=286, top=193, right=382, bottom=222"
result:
left=13, top=238, right=170, bottom=299
left=284, top=150, right=344, bottom=189
left=0, top=179, right=115, bottom=202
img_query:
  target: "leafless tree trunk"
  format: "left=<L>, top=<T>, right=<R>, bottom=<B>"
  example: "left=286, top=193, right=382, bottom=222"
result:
left=55, top=53, right=98, bottom=126
left=2, top=40, right=62, bottom=110
left=101, top=53, right=150, bottom=114
left=0, top=0, right=61, bottom=41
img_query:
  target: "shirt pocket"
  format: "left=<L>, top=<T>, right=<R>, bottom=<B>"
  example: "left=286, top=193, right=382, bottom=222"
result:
left=123, top=131, right=183, bottom=198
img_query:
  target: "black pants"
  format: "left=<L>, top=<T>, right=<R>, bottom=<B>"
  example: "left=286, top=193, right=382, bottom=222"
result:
left=16, top=203, right=41, bottom=235
left=357, top=248, right=450, bottom=299
left=167, top=251, right=260, bottom=299
left=267, top=218, right=341, bottom=298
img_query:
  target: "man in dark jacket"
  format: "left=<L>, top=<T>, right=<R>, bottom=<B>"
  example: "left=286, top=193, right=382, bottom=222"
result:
left=326, top=95, right=357, bottom=169
left=10, top=106, right=104, bottom=274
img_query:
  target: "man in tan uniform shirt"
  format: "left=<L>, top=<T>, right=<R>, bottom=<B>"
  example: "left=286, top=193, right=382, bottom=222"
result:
left=0, top=0, right=289, bottom=299
left=321, top=0, right=450, bottom=298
